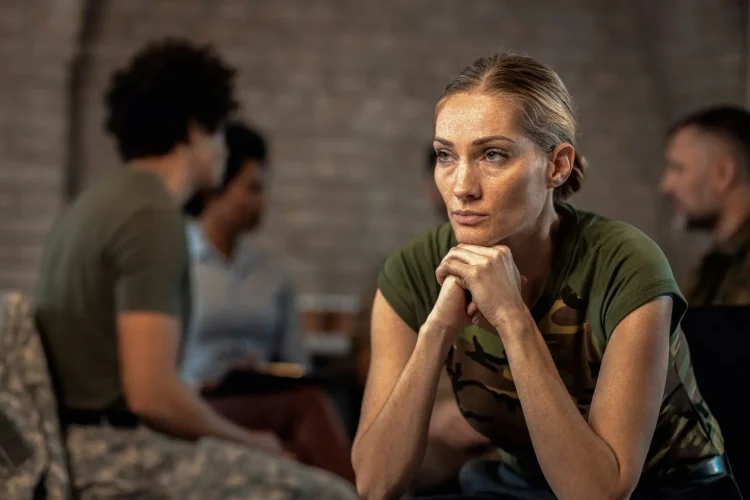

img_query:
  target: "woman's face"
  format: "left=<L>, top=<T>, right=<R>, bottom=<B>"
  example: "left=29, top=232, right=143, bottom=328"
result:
left=433, top=92, right=552, bottom=246
left=218, top=160, right=266, bottom=232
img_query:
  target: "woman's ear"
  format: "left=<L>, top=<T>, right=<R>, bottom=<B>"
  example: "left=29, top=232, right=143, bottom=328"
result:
left=547, top=143, right=575, bottom=189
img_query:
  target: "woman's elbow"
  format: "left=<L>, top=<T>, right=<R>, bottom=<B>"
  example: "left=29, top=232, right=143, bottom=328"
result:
left=558, top=485, right=632, bottom=500
left=355, top=475, right=407, bottom=500
left=554, top=470, right=637, bottom=500
left=611, top=480, right=638, bottom=500
left=351, top=447, right=384, bottom=499
left=590, top=476, right=637, bottom=500
left=352, top=462, right=389, bottom=500
left=352, top=445, right=413, bottom=500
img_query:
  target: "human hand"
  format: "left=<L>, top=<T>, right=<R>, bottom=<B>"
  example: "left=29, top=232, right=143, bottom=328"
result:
left=245, top=431, right=287, bottom=456
left=436, top=244, right=528, bottom=331
left=228, top=353, right=269, bottom=373
left=429, top=399, right=491, bottom=451
left=424, top=275, right=473, bottom=336
left=196, top=354, right=269, bottom=394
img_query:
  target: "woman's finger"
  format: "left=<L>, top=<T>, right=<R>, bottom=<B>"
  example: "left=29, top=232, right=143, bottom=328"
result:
left=436, top=259, right=474, bottom=286
left=457, top=243, right=512, bottom=259
left=441, top=246, right=488, bottom=266
left=471, top=311, right=483, bottom=325
left=466, top=301, right=479, bottom=316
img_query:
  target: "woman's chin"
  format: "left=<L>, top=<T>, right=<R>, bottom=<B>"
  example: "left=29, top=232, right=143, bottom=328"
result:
left=452, top=226, right=502, bottom=247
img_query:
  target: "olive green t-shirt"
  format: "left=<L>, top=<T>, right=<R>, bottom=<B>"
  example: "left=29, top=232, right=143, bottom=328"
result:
left=34, top=169, right=192, bottom=411
left=378, top=202, right=723, bottom=480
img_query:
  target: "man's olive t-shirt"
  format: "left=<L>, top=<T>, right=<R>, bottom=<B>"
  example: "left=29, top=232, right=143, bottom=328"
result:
left=34, top=169, right=191, bottom=411
left=378, top=202, right=723, bottom=480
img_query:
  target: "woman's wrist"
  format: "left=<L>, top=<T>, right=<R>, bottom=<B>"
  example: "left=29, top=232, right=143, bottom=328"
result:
left=419, top=319, right=458, bottom=357
left=490, top=306, right=535, bottom=343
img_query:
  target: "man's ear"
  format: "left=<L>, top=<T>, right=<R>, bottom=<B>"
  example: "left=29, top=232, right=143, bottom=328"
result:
left=547, top=143, right=574, bottom=189
left=714, top=153, right=743, bottom=193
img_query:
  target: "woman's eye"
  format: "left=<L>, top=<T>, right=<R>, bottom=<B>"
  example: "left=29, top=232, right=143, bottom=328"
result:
left=485, top=150, right=508, bottom=162
left=436, top=150, right=451, bottom=162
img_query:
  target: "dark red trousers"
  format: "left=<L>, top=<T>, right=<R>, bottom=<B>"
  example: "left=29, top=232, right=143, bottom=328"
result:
left=205, top=383, right=355, bottom=483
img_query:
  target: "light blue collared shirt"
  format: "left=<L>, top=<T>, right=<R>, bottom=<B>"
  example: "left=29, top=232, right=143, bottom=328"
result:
left=180, top=223, right=310, bottom=384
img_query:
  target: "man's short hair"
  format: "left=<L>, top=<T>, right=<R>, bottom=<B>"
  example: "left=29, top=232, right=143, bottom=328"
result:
left=105, top=38, right=237, bottom=161
left=669, top=106, right=750, bottom=175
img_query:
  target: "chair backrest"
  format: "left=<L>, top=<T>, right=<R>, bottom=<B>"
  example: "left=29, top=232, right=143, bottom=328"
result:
left=681, top=306, right=750, bottom=497
left=0, top=291, right=71, bottom=499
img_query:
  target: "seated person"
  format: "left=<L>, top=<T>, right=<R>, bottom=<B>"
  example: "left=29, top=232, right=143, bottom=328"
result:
left=352, top=147, right=494, bottom=496
left=34, top=40, right=355, bottom=499
left=352, top=53, right=737, bottom=499
left=181, top=121, right=355, bottom=483
left=661, top=106, right=750, bottom=306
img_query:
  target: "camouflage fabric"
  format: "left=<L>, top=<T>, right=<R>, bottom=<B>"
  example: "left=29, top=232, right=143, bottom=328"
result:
left=0, top=291, right=72, bottom=500
left=446, top=285, right=724, bottom=480
left=65, top=424, right=358, bottom=500
left=378, top=202, right=725, bottom=481
left=686, top=215, right=750, bottom=306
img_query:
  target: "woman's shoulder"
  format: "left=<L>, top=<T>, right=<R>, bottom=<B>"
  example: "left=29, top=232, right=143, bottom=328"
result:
left=572, top=206, right=668, bottom=264
left=563, top=204, right=685, bottom=337
left=382, top=222, right=454, bottom=275
left=377, top=223, right=453, bottom=332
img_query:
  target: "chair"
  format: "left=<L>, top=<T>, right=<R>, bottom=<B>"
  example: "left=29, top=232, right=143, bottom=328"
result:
left=681, top=306, right=750, bottom=498
left=0, top=291, right=72, bottom=499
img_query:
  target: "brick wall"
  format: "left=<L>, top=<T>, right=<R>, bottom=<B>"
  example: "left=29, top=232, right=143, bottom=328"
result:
left=0, top=0, right=84, bottom=292
left=1, top=0, right=746, bottom=296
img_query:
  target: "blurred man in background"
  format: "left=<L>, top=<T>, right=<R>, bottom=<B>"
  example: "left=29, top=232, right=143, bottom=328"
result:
left=34, top=39, right=355, bottom=499
left=661, top=106, right=750, bottom=306
left=182, top=121, right=355, bottom=483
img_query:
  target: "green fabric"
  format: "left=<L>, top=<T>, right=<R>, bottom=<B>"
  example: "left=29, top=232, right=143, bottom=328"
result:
left=378, top=202, right=723, bottom=480
left=34, top=169, right=192, bottom=411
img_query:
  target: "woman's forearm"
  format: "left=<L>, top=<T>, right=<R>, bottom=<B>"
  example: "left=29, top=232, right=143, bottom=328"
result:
left=352, top=322, right=452, bottom=499
left=499, top=312, right=627, bottom=499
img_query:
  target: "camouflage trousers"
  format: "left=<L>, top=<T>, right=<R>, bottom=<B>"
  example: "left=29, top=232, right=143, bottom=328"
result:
left=65, top=424, right=358, bottom=500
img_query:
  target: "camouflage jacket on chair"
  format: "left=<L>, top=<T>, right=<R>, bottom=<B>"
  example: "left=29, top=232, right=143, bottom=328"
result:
left=0, top=291, right=71, bottom=499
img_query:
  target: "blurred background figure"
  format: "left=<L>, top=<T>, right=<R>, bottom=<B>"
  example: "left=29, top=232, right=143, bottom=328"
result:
left=32, top=39, right=355, bottom=498
left=661, top=106, right=750, bottom=306
left=182, top=121, right=355, bottom=482
left=182, top=122, right=308, bottom=377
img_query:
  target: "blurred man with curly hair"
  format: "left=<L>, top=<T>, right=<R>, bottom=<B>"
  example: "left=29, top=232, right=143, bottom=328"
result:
left=34, top=39, right=356, bottom=499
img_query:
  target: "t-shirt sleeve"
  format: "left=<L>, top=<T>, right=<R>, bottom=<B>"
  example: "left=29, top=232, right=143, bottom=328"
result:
left=592, top=224, right=687, bottom=338
left=376, top=225, right=448, bottom=333
left=377, top=251, right=420, bottom=332
left=110, top=208, right=187, bottom=316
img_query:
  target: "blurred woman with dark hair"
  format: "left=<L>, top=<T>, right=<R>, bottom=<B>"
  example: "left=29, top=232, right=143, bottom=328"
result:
left=181, top=122, right=355, bottom=483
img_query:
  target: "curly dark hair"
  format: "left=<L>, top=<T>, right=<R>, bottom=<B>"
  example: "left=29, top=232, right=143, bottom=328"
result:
left=105, top=38, right=237, bottom=161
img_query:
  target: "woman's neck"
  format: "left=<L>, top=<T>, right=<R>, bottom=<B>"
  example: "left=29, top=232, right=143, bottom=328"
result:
left=200, top=215, right=239, bottom=262
left=505, top=201, right=561, bottom=307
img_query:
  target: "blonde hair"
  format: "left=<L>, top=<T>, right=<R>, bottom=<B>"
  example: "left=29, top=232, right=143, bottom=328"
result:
left=438, top=53, right=587, bottom=200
